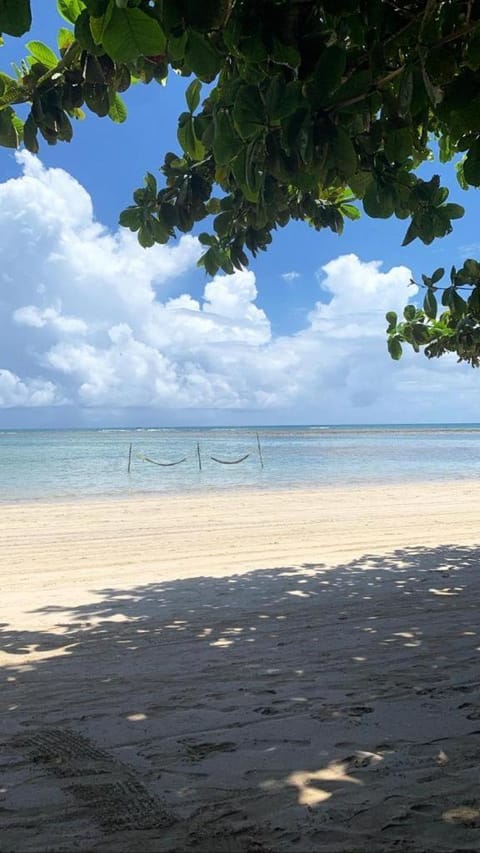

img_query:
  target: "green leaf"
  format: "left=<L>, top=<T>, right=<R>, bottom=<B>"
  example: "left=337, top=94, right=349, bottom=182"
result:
left=468, top=287, right=480, bottom=313
left=198, top=232, right=215, bottom=247
left=465, top=28, right=480, bottom=71
left=439, top=134, right=453, bottom=164
left=239, top=32, right=267, bottom=63
left=0, top=105, right=19, bottom=147
left=212, top=109, right=242, bottom=165
left=23, top=110, right=38, bottom=153
left=270, top=36, right=300, bottom=69
left=384, top=128, right=413, bottom=163
left=388, top=336, right=402, bottom=360
left=168, top=30, right=187, bottom=62
left=11, top=112, right=23, bottom=142
left=102, top=6, right=166, bottom=62
left=113, top=63, right=130, bottom=92
left=57, top=27, right=75, bottom=52
left=185, top=30, right=221, bottom=82
left=421, top=64, right=443, bottom=106
left=178, top=113, right=204, bottom=160
left=431, top=267, right=445, bottom=284
left=26, top=41, right=58, bottom=70
left=348, top=171, right=370, bottom=198
left=150, top=217, right=169, bottom=244
left=90, top=3, right=114, bottom=45
left=199, top=246, right=220, bottom=277
left=463, top=258, right=480, bottom=280
left=119, top=205, right=142, bottom=230
left=403, top=304, right=416, bottom=321
left=84, top=0, right=109, bottom=14
left=75, top=9, right=101, bottom=53
left=332, top=70, right=371, bottom=105
left=402, top=220, right=418, bottom=246
left=423, top=289, right=437, bottom=319
left=138, top=223, right=155, bottom=248
left=0, top=0, right=32, bottom=36
left=144, top=171, right=157, bottom=196
left=266, top=77, right=301, bottom=122
left=185, top=78, right=201, bottom=113
left=84, top=81, right=110, bottom=115
left=241, top=140, right=264, bottom=202
left=463, top=141, right=480, bottom=186
left=108, top=92, right=127, bottom=123
left=83, top=53, right=105, bottom=82
left=213, top=211, right=232, bottom=237
left=442, top=202, right=464, bottom=220
left=332, top=127, right=357, bottom=179
left=57, top=0, right=85, bottom=25
left=340, top=202, right=361, bottom=220
left=449, top=289, right=466, bottom=317
left=398, top=69, right=413, bottom=117
left=232, top=85, right=265, bottom=140
left=363, top=180, right=395, bottom=218
left=313, top=45, right=346, bottom=104
left=456, top=159, right=468, bottom=190
left=0, top=72, right=20, bottom=108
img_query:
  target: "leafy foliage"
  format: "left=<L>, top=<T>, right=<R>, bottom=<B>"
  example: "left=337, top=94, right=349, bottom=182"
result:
left=3, top=1, right=480, bottom=362
left=387, top=260, right=480, bottom=367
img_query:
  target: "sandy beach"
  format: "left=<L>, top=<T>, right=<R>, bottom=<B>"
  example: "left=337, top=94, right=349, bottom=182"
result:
left=2, top=481, right=480, bottom=851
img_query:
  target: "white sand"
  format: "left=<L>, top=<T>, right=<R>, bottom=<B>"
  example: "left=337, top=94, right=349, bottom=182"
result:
left=1, top=482, right=480, bottom=851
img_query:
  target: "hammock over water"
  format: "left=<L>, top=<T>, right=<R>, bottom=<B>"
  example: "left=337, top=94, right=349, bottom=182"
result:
left=128, top=434, right=263, bottom=474
left=209, top=453, right=250, bottom=465
left=141, top=454, right=187, bottom=467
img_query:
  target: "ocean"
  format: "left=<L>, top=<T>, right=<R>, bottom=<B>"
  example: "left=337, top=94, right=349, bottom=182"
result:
left=1, top=424, right=480, bottom=502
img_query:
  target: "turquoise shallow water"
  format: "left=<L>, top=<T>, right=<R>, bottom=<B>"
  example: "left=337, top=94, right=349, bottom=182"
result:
left=1, top=424, right=480, bottom=502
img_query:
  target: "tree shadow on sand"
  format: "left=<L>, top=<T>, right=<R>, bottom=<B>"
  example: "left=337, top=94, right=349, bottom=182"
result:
left=2, top=543, right=480, bottom=852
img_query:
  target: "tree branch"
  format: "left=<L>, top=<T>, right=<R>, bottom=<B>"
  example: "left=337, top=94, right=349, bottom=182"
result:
left=329, top=17, right=480, bottom=115
left=35, top=40, right=82, bottom=90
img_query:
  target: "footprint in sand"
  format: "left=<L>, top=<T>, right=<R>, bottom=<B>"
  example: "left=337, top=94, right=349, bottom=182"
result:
left=458, top=702, right=480, bottom=719
left=312, top=705, right=373, bottom=722
left=466, top=707, right=480, bottom=720
left=180, top=740, right=237, bottom=762
left=254, top=706, right=280, bottom=716
left=410, top=802, right=437, bottom=814
left=344, top=750, right=383, bottom=769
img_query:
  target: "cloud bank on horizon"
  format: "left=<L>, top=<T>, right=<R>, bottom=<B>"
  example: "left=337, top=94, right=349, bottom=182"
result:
left=0, top=153, right=476, bottom=426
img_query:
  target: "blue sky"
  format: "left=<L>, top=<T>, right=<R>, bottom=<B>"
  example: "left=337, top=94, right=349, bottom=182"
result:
left=1, top=2, right=480, bottom=428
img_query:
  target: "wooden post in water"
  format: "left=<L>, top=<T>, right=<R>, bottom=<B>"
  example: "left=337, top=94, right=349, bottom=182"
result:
left=256, top=432, right=264, bottom=469
left=196, top=441, right=202, bottom=471
left=127, top=442, right=132, bottom=474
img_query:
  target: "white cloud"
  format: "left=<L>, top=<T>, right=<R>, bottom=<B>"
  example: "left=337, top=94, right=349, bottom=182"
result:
left=14, top=304, right=88, bottom=334
left=0, top=369, right=63, bottom=408
left=282, top=270, right=300, bottom=281
left=0, top=153, right=478, bottom=424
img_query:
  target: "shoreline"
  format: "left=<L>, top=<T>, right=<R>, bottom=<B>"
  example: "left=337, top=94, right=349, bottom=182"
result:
left=0, top=469, right=479, bottom=506
left=2, top=481, right=480, bottom=850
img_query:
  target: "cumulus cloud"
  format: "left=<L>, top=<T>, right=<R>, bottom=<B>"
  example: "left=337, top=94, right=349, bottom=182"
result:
left=282, top=270, right=300, bottom=281
left=14, top=304, right=88, bottom=334
left=0, top=152, right=477, bottom=424
left=0, top=369, right=62, bottom=408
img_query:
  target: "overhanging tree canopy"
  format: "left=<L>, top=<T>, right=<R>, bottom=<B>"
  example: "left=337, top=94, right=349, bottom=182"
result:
left=2, top=1, right=480, bottom=363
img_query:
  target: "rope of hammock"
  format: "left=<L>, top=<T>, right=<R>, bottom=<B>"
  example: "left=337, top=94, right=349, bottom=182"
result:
left=209, top=453, right=250, bottom=465
left=141, top=454, right=187, bottom=467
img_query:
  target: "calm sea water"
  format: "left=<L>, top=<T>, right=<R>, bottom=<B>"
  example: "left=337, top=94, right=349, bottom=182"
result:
left=1, top=425, right=480, bottom=502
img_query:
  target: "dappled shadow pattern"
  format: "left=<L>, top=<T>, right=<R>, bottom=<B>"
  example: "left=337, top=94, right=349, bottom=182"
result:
left=2, top=544, right=480, bottom=851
